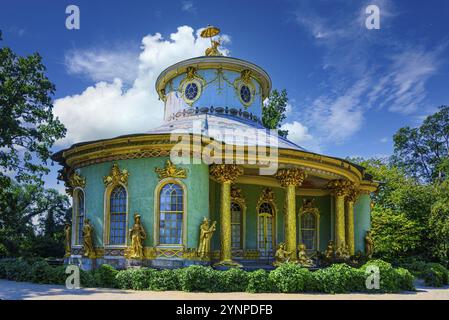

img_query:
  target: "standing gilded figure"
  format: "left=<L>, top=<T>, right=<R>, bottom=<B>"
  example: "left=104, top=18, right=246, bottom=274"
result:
left=129, top=214, right=147, bottom=259
left=197, top=217, right=217, bottom=258
left=82, top=219, right=95, bottom=258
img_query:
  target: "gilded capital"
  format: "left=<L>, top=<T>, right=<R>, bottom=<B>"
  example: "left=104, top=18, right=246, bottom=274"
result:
left=275, top=168, right=306, bottom=187
left=346, top=187, right=359, bottom=203
left=103, top=163, right=129, bottom=187
left=209, top=164, right=243, bottom=183
left=326, top=179, right=354, bottom=197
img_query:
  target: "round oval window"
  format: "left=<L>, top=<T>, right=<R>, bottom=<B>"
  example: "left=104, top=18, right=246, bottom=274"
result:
left=184, top=82, right=199, bottom=101
left=240, top=85, right=251, bottom=104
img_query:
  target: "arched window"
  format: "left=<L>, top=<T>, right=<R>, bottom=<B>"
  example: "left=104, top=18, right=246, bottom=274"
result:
left=231, top=202, right=243, bottom=249
left=159, top=183, right=183, bottom=245
left=301, top=211, right=318, bottom=254
left=258, top=202, right=274, bottom=257
left=75, top=190, right=85, bottom=245
left=109, top=185, right=127, bottom=245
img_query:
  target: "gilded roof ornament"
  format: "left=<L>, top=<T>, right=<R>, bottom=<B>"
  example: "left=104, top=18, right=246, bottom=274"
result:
left=103, top=163, right=129, bottom=187
left=155, top=159, right=187, bottom=179
left=200, top=25, right=223, bottom=56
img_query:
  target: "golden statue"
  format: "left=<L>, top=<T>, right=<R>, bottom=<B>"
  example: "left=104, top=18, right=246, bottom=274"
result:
left=365, top=230, right=374, bottom=258
left=64, top=223, right=71, bottom=257
left=335, top=243, right=350, bottom=260
left=129, top=214, right=147, bottom=259
left=324, top=240, right=335, bottom=259
left=200, top=25, right=223, bottom=57
left=273, top=243, right=291, bottom=267
left=205, top=40, right=222, bottom=56
left=82, top=218, right=95, bottom=258
left=297, top=244, right=314, bottom=267
left=197, top=217, right=217, bottom=258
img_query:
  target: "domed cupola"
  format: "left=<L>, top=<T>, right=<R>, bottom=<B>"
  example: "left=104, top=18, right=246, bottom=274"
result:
left=155, top=26, right=271, bottom=125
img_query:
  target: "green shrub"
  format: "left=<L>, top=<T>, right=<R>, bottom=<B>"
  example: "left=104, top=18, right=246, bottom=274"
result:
left=94, top=264, right=119, bottom=288
left=395, top=267, right=415, bottom=291
left=422, top=263, right=449, bottom=287
left=311, top=263, right=365, bottom=293
left=79, top=269, right=97, bottom=288
left=246, top=269, right=273, bottom=293
left=268, top=263, right=310, bottom=293
left=29, top=260, right=61, bottom=284
left=177, top=265, right=216, bottom=292
left=148, top=269, right=180, bottom=291
left=2, top=258, right=32, bottom=282
left=361, top=259, right=401, bottom=293
left=116, top=268, right=158, bottom=290
left=219, top=268, right=249, bottom=292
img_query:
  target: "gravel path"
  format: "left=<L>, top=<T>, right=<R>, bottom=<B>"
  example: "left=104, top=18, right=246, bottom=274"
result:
left=1, top=279, right=449, bottom=300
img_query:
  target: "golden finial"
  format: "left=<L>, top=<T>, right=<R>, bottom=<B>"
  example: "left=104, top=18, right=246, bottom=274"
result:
left=200, top=25, right=223, bottom=56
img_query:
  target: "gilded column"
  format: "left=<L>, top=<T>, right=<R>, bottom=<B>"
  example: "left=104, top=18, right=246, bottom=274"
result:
left=327, top=179, right=352, bottom=251
left=210, top=164, right=244, bottom=267
left=275, top=168, right=306, bottom=262
left=345, top=188, right=358, bottom=255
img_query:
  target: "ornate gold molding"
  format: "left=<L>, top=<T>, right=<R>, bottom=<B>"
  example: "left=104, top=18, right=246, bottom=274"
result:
left=231, top=186, right=245, bottom=203
left=155, top=159, right=187, bottom=179
left=257, top=187, right=275, bottom=207
left=300, top=198, right=320, bottom=217
left=209, top=164, right=243, bottom=183
left=66, top=171, right=86, bottom=195
left=275, top=168, right=306, bottom=187
left=103, top=163, right=129, bottom=187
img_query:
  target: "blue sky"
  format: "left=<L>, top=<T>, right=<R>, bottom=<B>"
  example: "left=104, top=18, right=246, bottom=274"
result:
left=1, top=0, right=448, bottom=192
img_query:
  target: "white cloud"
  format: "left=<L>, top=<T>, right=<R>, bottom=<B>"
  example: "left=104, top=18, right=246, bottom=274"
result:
left=304, top=79, right=368, bottom=144
left=65, top=48, right=139, bottom=83
left=181, top=1, right=196, bottom=14
left=379, top=137, right=389, bottom=143
left=54, top=26, right=229, bottom=147
left=281, top=121, right=312, bottom=144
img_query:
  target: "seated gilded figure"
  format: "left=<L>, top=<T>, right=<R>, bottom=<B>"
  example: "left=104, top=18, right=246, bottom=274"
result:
left=297, top=244, right=314, bottom=267
left=129, top=214, right=146, bottom=259
left=324, top=240, right=335, bottom=260
left=273, top=243, right=291, bottom=267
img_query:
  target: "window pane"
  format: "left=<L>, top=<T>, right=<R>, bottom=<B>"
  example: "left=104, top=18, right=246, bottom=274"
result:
left=109, top=186, right=127, bottom=245
left=77, top=191, right=85, bottom=245
left=159, top=184, right=183, bottom=244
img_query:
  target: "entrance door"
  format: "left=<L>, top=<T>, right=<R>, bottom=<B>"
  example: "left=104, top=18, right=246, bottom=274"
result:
left=258, top=203, right=274, bottom=258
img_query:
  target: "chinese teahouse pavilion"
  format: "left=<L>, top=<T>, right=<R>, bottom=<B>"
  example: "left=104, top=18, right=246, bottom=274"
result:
left=53, top=26, right=378, bottom=270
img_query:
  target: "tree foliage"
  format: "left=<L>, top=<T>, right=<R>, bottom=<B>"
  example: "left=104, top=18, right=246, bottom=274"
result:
left=0, top=40, right=66, bottom=187
left=262, top=89, right=289, bottom=138
left=0, top=182, right=70, bottom=257
left=0, top=34, right=69, bottom=258
left=393, top=106, right=449, bottom=183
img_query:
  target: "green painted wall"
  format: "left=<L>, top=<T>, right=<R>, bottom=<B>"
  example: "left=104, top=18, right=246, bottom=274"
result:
left=354, top=194, right=371, bottom=253
left=79, top=157, right=209, bottom=249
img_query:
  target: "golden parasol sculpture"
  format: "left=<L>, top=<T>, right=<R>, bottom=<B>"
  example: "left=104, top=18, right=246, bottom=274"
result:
left=200, top=25, right=223, bottom=56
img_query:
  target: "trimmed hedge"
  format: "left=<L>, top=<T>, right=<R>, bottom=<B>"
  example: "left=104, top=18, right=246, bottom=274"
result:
left=0, top=258, right=418, bottom=293
left=400, top=259, right=449, bottom=287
